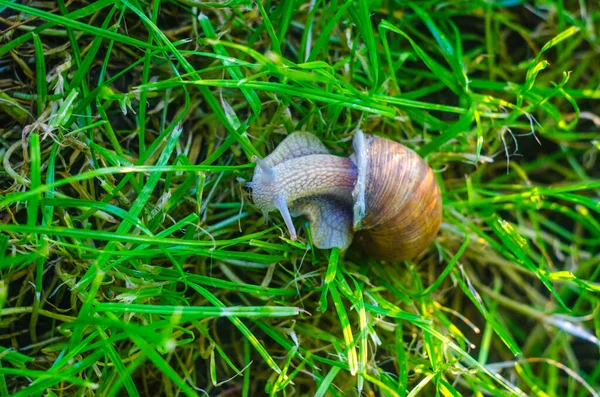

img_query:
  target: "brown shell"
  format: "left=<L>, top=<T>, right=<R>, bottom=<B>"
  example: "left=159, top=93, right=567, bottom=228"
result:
left=352, top=133, right=442, bottom=261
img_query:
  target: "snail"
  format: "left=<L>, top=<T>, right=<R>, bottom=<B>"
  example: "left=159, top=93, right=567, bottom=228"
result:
left=246, top=131, right=442, bottom=261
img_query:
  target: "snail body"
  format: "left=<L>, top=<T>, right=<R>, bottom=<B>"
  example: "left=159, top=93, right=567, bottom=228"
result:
left=248, top=131, right=442, bottom=261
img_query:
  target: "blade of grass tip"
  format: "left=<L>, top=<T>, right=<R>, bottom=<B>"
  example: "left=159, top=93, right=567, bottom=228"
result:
left=0, top=232, right=7, bottom=259
left=0, top=360, right=8, bottom=397
left=27, top=133, right=41, bottom=228
left=274, top=356, right=310, bottom=393
left=487, top=213, right=569, bottom=311
left=96, top=327, right=140, bottom=397
left=418, top=108, right=474, bottom=157
left=419, top=301, right=441, bottom=374
left=298, top=0, right=320, bottom=62
left=362, top=373, right=403, bottom=397
left=304, top=224, right=318, bottom=264
left=97, top=5, right=125, bottom=85
left=0, top=279, right=6, bottom=313
left=449, top=19, right=468, bottom=92
left=348, top=276, right=368, bottom=393
left=319, top=248, right=340, bottom=312
left=478, top=279, right=502, bottom=365
left=49, top=89, right=78, bottom=131
left=375, top=94, right=466, bottom=114
left=41, top=142, right=58, bottom=229
left=135, top=0, right=161, bottom=156
left=519, top=60, right=549, bottom=106
left=363, top=299, right=432, bottom=326
left=209, top=344, right=218, bottom=387
left=555, top=77, right=580, bottom=130
left=251, top=320, right=326, bottom=373
left=545, top=270, right=600, bottom=294
left=120, top=331, right=197, bottom=397
left=162, top=155, right=196, bottom=214
left=451, top=266, right=522, bottom=357
left=254, top=0, right=281, bottom=55
left=27, top=132, right=42, bottom=347
left=474, top=104, right=484, bottom=162
left=69, top=266, right=104, bottom=350
left=87, top=137, right=131, bottom=167
left=439, top=378, right=463, bottom=397
left=484, top=3, right=496, bottom=81
left=378, top=23, right=399, bottom=93
left=274, top=0, right=295, bottom=46
left=395, top=319, right=407, bottom=397
left=105, top=351, right=147, bottom=397
left=414, top=230, right=469, bottom=297
left=520, top=26, right=580, bottom=105
left=529, top=26, right=580, bottom=77
left=314, top=366, right=342, bottom=397
left=329, top=282, right=358, bottom=376
left=196, top=324, right=243, bottom=377
left=242, top=337, right=251, bottom=397
left=0, top=347, right=34, bottom=367
left=32, top=34, right=47, bottom=116
left=409, top=4, right=456, bottom=69
left=355, top=0, right=380, bottom=86
left=96, top=104, right=125, bottom=158
left=0, top=88, right=29, bottom=123
left=198, top=13, right=261, bottom=116
left=379, top=19, right=460, bottom=95
left=270, top=345, right=298, bottom=395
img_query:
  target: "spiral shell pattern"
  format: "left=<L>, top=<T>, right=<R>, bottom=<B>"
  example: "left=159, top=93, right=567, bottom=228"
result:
left=352, top=133, right=442, bottom=261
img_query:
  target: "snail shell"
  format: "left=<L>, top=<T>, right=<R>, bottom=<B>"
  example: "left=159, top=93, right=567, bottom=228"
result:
left=351, top=132, right=442, bottom=261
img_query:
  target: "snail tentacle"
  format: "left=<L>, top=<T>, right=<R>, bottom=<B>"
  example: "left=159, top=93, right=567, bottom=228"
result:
left=274, top=196, right=297, bottom=240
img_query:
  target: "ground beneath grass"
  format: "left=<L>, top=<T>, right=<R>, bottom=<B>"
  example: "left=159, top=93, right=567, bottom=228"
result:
left=0, top=1, right=599, bottom=396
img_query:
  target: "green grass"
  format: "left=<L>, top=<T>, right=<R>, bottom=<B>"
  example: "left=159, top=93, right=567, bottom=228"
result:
left=1, top=0, right=599, bottom=396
